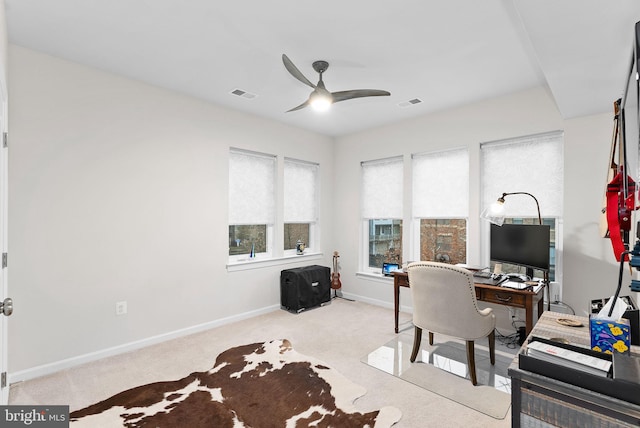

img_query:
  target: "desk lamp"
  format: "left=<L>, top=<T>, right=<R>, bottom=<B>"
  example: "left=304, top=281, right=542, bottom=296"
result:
left=481, top=192, right=542, bottom=226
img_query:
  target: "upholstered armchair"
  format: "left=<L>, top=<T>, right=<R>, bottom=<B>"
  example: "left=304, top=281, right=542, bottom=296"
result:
left=407, top=261, right=496, bottom=386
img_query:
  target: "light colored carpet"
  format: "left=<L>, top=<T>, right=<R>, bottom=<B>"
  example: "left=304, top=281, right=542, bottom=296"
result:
left=362, top=333, right=512, bottom=419
left=9, top=299, right=513, bottom=427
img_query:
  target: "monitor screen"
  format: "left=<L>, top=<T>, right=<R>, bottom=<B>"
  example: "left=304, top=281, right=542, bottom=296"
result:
left=490, top=224, right=550, bottom=272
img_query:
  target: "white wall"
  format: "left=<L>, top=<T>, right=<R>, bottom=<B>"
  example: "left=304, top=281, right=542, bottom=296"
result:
left=562, top=114, right=633, bottom=314
left=333, top=86, right=635, bottom=327
left=8, top=45, right=334, bottom=375
left=0, top=0, right=6, bottom=97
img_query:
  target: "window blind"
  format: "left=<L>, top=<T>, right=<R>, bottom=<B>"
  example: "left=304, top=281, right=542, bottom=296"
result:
left=229, top=149, right=276, bottom=225
left=361, top=156, right=403, bottom=219
left=412, top=148, right=469, bottom=218
left=284, top=158, right=318, bottom=223
left=481, top=131, right=563, bottom=218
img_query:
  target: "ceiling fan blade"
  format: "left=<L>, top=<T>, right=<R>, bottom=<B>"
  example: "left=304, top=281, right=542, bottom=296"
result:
left=282, top=54, right=316, bottom=89
left=332, top=89, right=391, bottom=103
left=286, top=99, right=310, bottom=112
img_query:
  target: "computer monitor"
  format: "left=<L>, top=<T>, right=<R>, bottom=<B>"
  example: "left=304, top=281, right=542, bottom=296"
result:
left=490, top=223, right=550, bottom=278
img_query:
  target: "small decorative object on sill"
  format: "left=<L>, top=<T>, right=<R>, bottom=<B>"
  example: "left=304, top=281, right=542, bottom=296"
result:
left=296, top=239, right=306, bottom=255
left=249, top=243, right=255, bottom=259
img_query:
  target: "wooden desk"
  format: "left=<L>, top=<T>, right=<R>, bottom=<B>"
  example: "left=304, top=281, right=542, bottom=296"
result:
left=393, top=271, right=544, bottom=335
left=509, top=311, right=640, bottom=427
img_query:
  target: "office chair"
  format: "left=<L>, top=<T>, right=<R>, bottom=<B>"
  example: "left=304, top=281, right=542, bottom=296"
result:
left=407, top=261, right=496, bottom=385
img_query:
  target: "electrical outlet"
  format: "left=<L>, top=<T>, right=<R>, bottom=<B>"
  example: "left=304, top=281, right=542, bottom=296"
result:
left=116, top=301, right=127, bottom=315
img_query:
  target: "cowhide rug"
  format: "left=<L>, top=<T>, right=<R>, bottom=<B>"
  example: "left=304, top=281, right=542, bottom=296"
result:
left=70, top=339, right=401, bottom=427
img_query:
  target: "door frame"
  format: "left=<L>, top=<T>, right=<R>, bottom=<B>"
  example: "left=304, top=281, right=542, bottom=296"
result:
left=0, top=92, right=8, bottom=405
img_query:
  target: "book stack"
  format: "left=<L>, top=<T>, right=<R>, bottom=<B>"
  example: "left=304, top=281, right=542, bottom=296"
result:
left=527, top=341, right=612, bottom=377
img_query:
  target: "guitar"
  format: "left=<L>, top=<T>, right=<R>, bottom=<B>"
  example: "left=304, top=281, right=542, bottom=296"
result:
left=600, top=99, right=620, bottom=239
left=603, top=98, right=637, bottom=261
left=331, top=251, right=342, bottom=290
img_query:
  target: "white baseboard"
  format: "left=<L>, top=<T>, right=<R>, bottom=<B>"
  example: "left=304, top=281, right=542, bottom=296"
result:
left=342, top=292, right=413, bottom=313
left=9, top=304, right=280, bottom=385
left=10, top=293, right=412, bottom=385
left=341, top=292, right=385, bottom=307
left=549, top=301, right=574, bottom=314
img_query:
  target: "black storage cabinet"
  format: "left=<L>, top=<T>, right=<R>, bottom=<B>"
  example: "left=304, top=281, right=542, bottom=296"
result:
left=280, top=265, right=331, bottom=313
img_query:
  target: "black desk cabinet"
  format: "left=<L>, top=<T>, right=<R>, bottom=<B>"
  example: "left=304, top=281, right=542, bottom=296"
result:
left=280, top=265, right=331, bottom=313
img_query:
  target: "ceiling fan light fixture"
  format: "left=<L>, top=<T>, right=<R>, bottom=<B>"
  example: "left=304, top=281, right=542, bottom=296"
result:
left=310, top=91, right=333, bottom=112
left=282, top=54, right=390, bottom=113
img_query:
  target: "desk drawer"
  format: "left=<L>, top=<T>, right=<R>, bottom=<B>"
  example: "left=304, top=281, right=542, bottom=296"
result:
left=479, top=288, right=526, bottom=308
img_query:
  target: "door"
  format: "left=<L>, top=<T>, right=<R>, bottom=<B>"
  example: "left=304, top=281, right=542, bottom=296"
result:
left=0, top=94, right=10, bottom=405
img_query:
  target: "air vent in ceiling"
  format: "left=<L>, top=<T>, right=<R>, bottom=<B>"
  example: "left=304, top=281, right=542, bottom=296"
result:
left=230, top=88, right=257, bottom=99
left=398, top=98, right=422, bottom=108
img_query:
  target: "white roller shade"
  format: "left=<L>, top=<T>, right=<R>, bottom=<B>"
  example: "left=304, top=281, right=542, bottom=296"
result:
left=413, top=148, right=469, bottom=218
left=229, top=149, right=276, bottom=225
left=481, top=131, right=563, bottom=218
left=361, top=156, right=403, bottom=219
left=284, top=158, right=318, bottom=223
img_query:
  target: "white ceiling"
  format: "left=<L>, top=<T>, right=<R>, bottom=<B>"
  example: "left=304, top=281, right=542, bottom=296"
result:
left=5, top=0, right=640, bottom=137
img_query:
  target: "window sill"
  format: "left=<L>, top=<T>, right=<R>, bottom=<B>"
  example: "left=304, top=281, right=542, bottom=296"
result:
left=356, top=271, right=394, bottom=283
left=227, top=252, right=324, bottom=272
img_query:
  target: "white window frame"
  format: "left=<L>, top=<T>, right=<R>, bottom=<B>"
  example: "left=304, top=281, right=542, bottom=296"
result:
left=411, top=148, right=469, bottom=264
left=228, top=148, right=276, bottom=263
left=360, top=156, right=404, bottom=274
left=480, top=131, right=564, bottom=288
left=283, top=157, right=320, bottom=256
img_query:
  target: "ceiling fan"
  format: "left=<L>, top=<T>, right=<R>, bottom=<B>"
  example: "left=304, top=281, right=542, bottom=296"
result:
left=282, top=54, right=390, bottom=112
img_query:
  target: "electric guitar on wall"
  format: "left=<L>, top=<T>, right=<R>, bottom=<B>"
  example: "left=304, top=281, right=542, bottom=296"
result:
left=603, top=99, right=637, bottom=261
left=600, top=99, right=620, bottom=239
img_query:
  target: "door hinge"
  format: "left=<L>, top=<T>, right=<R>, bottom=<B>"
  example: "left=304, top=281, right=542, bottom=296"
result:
left=2, top=132, right=6, bottom=148
left=1, top=372, right=6, bottom=388
left=2, top=253, right=6, bottom=269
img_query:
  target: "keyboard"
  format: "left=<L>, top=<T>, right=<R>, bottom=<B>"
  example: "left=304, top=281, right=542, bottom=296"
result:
left=473, top=271, right=493, bottom=279
left=473, top=272, right=508, bottom=286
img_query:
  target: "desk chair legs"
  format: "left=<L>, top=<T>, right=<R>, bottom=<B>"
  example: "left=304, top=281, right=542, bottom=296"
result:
left=465, top=332, right=495, bottom=386
left=488, top=329, right=496, bottom=365
left=410, top=326, right=422, bottom=362
left=409, top=326, right=496, bottom=386
left=466, top=341, right=477, bottom=385
left=409, top=328, right=436, bottom=362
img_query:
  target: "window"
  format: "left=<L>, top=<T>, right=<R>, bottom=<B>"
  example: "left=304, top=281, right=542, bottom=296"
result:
left=412, top=149, right=469, bottom=264
left=420, top=219, right=467, bottom=263
left=481, top=131, right=563, bottom=281
left=229, top=225, right=267, bottom=256
left=284, top=224, right=309, bottom=250
left=361, top=157, right=403, bottom=271
left=228, top=149, right=275, bottom=259
left=284, top=158, right=318, bottom=252
left=369, top=219, right=403, bottom=267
